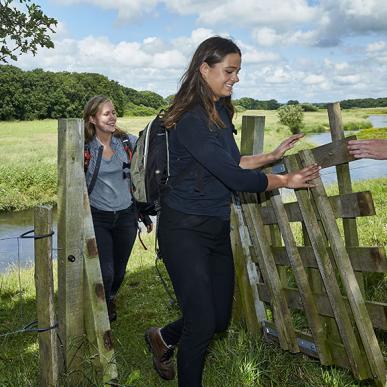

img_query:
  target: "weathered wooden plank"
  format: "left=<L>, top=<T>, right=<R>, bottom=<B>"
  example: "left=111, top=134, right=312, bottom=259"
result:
left=240, top=115, right=265, bottom=156
left=259, top=191, right=375, bottom=224
left=262, top=136, right=357, bottom=175
left=285, top=154, right=370, bottom=379
left=57, top=118, right=85, bottom=380
left=83, top=183, right=118, bottom=384
left=328, top=102, right=365, bottom=295
left=231, top=196, right=266, bottom=333
left=257, top=284, right=387, bottom=331
left=269, top=192, right=332, bottom=364
left=310, top=135, right=357, bottom=168
left=241, top=192, right=299, bottom=353
left=271, top=246, right=387, bottom=273
left=232, top=115, right=267, bottom=332
left=299, top=148, right=386, bottom=387
left=34, top=205, right=58, bottom=387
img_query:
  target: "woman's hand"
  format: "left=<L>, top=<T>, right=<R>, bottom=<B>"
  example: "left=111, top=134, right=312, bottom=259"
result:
left=266, top=163, right=321, bottom=190
left=286, top=163, right=321, bottom=188
left=271, top=133, right=304, bottom=161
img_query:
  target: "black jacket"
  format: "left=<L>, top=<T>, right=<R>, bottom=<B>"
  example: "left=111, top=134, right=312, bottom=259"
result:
left=164, top=100, right=268, bottom=220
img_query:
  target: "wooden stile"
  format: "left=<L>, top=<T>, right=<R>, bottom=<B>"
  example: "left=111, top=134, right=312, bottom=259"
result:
left=269, top=192, right=332, bottom=364
left=285, top=154, right=369, bottom=379
left=241, top=192, right=299, bottom=353
left=298, top=149, right=386, bottom=387
left=231, top=111, right=386, bottom=385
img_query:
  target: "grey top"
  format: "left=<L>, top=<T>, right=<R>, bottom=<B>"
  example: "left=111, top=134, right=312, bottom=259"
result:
left=86, top=135, right=137, bottom=211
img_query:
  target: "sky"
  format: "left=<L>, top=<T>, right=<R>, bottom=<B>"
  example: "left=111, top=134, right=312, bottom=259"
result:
left=10, top=0, right=387, bottom=103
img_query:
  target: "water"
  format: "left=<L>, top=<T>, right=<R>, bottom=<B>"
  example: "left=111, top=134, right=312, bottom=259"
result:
left=0, top=209, right=57, bottom=273
left=368, top=114, right=387, bottom=128
left=307, top=115, right=387, bottom=185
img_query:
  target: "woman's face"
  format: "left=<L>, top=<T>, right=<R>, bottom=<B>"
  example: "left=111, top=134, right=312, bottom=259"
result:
left=200, top=53, right=241, bottom=100
left=90, top=101, right=117, bottom=135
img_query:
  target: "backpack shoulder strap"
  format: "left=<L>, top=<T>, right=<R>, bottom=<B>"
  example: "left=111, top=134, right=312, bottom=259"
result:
left=85, top=143, right=103, bottom=195
left=120, top=134, right=134, bottom=161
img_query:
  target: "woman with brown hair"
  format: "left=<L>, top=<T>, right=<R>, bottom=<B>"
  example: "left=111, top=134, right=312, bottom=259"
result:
left=84, top=95, right=152, bottom=322
left=144, top=37, right=320, bottom=386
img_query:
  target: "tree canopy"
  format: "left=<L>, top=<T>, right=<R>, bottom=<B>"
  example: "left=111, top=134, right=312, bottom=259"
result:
left=0, top=65, right=167, bottom=120
left=0, top=0, right=57, bottom=63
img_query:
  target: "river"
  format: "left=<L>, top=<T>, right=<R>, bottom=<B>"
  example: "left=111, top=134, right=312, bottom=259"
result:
left=307, top=114, right=387, bottom=185
left=1, top=115, right=386, bottom=272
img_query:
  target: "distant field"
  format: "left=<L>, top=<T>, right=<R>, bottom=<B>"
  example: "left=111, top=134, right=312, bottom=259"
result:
left=0, top=107, right=385, bottom=211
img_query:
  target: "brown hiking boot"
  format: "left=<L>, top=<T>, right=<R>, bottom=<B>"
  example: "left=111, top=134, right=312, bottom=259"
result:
left=145, top=327, right=175, bottom=380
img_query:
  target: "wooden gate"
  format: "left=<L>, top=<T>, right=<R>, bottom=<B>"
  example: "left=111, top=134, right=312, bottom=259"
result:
left=231, top=103, right=387, bottom=386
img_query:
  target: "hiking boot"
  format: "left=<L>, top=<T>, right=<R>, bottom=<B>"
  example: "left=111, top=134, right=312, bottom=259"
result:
left=107, top=298, right=117, bottom=323
left=145, top=327, right=175, bottom=380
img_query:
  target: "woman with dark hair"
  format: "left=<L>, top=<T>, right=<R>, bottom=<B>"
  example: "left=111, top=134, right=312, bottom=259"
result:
left=84, top=95, right=152, bottom=322
left=144, top=36, right=320, bottom=386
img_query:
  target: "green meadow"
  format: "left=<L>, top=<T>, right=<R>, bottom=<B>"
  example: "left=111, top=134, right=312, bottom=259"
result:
left=0, top=107, right=386, bottom=385
left=1, top=107, right=385, bottom=212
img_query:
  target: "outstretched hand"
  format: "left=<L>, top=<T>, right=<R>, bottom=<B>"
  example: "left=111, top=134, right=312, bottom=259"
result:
left=348, top=139, right=387, bottom=160
left=286, top=163, right=321, bottom=189
left=271, top=133, right=304, bottom=160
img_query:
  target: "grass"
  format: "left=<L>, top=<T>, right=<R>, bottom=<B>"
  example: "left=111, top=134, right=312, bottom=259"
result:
left=0, top=227, right=375, bottom=386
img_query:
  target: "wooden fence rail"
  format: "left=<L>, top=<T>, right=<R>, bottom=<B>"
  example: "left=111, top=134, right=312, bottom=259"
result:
left=231, top=104, right=387, bottom=386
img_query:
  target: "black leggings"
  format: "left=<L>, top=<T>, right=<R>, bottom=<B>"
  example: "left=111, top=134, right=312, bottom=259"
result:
left=91, top=205, right=138, bottom=303
left=158, top=205, right=234, bottom=387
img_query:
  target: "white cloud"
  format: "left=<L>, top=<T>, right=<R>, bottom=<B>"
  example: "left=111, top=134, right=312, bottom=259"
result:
left=303, top=74, right=325, bottom=85
left=367, top=41, right=386, bottom=53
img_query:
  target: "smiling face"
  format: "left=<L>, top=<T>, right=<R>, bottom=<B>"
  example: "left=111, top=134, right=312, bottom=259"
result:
left=200, top=53, right=241, bottom=100
left=90, top=100, right=117, bottom=135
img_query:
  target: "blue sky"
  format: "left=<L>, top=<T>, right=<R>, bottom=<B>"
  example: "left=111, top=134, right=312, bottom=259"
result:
left=12, top=0, right=387, bottom=102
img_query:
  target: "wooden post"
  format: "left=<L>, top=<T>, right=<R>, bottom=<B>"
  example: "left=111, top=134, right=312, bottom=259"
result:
left=232, top=115, right=267, bottom=332
left=34, top=205, right=58, bottom=387
left=83, top=182, right=118, bottom=383
left=327, top=103, right=364, bottom=294
left=57, top=118, right=85, bottom=380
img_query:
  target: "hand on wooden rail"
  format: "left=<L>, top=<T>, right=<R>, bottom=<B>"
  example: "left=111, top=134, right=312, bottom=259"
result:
left=347, top=139, right=387, bottom=160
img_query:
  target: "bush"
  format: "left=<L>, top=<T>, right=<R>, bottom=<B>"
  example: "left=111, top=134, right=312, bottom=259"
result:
left=343, top=121, right=372, bottom=131
left=277, top=105, right=304, bottom=134
left=125, top=102, right=158, bottom=116
left=301, top=103, right=319, bottom=112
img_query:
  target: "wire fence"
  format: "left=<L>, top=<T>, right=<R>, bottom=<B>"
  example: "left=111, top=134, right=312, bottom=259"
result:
left=0, top=229, right=58, bottom=338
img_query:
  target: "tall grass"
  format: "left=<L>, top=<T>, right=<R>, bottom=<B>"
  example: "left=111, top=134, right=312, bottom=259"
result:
left=0, top=227, right=370, bottom=386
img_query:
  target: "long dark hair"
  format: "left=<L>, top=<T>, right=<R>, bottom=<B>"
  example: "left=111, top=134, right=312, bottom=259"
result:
left=163, top=36, right=241, bottom=129
left=83, top=95, right=126, bottom=143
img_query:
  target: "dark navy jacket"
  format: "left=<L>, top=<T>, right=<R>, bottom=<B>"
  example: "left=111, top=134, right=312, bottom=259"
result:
left=164, top=100, right=268, bottom=220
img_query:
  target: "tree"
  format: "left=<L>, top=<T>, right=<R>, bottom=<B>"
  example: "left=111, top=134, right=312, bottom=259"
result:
left=277, top=104, right=304, bottom=134
left=0, top=0, right=57, bottom=63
